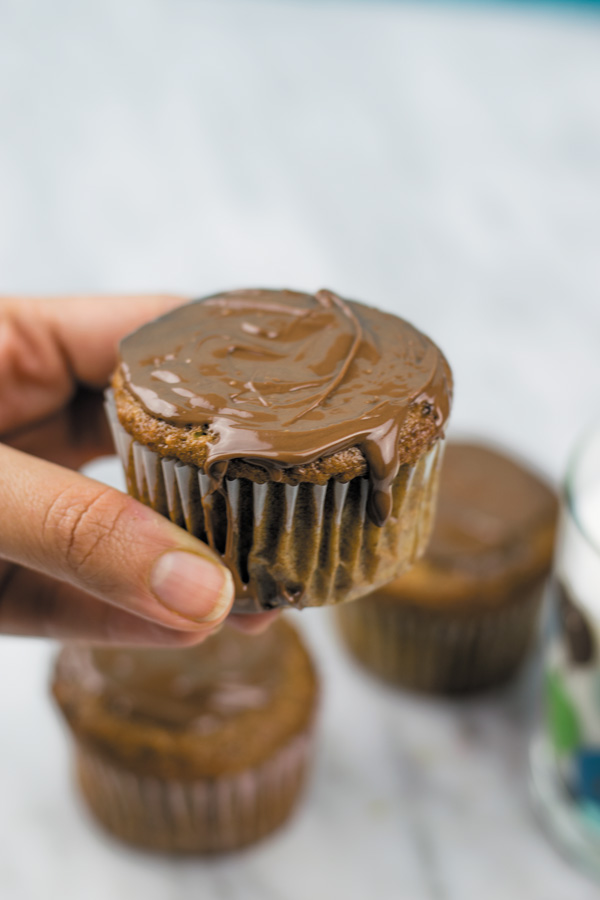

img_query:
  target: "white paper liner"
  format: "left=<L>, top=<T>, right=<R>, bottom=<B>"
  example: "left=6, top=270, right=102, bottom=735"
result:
left=75, top=730, right=313, bottom=853
left=105, top=390, right=444, bottom=612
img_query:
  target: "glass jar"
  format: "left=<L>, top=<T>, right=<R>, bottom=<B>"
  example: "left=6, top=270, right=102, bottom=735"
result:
left=531, top=423, right=600, bottom=878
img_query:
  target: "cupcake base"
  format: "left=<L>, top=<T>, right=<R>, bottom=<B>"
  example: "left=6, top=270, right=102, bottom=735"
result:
left=335, top=585, right=545, bottom=694
left=75, top=730, right=312, bottom=854
left=105, top=391, right=445, bottom=613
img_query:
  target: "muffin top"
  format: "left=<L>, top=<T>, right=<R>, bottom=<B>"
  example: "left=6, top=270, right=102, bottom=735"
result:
left=115, top=288, right=452, bottom=525
left=369, top=442, right=558, bottom=609
left=53, top=618, right=317, bottom=778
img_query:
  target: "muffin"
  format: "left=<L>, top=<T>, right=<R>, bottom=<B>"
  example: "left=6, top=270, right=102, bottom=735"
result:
left=106, top=288, right=453, bottom=612
left=52, top=618, right=318, bottom=853
left=336, top=441, right=558, bottom=693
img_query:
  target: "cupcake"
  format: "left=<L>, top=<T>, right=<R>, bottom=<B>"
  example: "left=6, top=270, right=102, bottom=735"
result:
left=336, top=441, right=558, bottom=694
left=52, top=618, right=318, bottom=854
left=107, top=288, right=453, bottom=612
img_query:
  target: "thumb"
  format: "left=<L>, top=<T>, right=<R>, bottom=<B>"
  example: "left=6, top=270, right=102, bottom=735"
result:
left=0, top=444, right=234, bottom=632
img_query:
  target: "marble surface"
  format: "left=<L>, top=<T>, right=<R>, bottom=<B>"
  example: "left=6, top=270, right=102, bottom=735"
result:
left=1, top=0, right=600, bottom=897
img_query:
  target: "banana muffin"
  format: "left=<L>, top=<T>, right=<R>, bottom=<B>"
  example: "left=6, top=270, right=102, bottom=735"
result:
left=53, top=618, right=318, bottom=853
left=107, top=288, right=453, bottom=612
left=336, top=441, right=558, bottom=693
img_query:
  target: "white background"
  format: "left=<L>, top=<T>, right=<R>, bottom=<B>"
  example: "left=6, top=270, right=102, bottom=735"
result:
left=1, top=1, right=600, bottom=898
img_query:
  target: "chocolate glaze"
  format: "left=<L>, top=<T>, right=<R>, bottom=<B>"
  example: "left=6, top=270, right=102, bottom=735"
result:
left=119, top=289, right=452, bottom=527
left=85, top=627, right=278, bottom=732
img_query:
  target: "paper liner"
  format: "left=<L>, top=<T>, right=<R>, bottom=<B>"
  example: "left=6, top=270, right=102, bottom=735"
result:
left=74, top=730, right=312, bottom=854
left=105, top=391, right=444, bottom=612
left=335, top=584, right=545, bottom=694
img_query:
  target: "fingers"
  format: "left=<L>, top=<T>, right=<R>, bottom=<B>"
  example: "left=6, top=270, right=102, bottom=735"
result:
left=0, top=564, right=210, bottom=646
left=0, top=561, right=280, bottom=644
left=0, top=295, right=285, bottom=645
left=0, top=444, right=235, bottom=634
left=0, top=295, right=184, bottom=433
left=35, top=295, right=185, bottom=386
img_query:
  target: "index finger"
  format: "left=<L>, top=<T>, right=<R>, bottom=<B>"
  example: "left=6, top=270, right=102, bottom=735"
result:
left=34, top=294, right=185, bottom=385
left=0, top=295, right=184, bottom=433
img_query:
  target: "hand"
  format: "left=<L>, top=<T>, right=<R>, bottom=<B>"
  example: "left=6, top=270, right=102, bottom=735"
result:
left=0, top=296, right=277, bottom=645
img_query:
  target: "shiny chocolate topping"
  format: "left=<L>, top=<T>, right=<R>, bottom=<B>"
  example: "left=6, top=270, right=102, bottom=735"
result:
left=427, top=442, right=557, bottom=573
left=120, top=289, right=452, bottom=526
left=87, top=627, right=279, bottom=732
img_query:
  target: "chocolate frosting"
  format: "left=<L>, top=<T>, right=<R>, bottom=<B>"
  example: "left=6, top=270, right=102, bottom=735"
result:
left=119, top=289, right=452, bottom=526
left=425, top=442, right=557, bottom=575
left=86, top=627, right=279, bottom=732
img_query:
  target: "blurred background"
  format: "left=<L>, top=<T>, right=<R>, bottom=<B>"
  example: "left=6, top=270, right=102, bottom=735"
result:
left=1, top=1, right=600, bottom=898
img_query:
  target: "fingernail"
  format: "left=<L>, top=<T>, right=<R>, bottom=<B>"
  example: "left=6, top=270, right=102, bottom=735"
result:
left=150, top=551, right=234, bottom=624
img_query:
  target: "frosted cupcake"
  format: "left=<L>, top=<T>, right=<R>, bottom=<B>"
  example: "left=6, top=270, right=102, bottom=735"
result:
left=336, top=442, right=558, bottom=693
left=52, top=619, right=318, bottom=853
left=107, top=288, right=453, bottom=612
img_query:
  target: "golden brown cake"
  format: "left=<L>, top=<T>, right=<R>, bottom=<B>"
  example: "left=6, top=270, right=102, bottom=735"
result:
left=336, top=441, right=558, bottom=693
left=52, top=619, right=318, bottom=853
left=107, top=288, right=453, bottom=612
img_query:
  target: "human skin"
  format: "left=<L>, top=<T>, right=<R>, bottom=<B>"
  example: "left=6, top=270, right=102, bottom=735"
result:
left=0, top=296, right=277, bottom=645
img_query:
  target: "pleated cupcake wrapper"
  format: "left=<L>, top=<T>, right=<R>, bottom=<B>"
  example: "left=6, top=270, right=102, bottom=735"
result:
left=75, top=730, right=313, bottom=854
left=105, top=391, right=444, bottom=612
left=336, top=584, right=545, bottom=694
